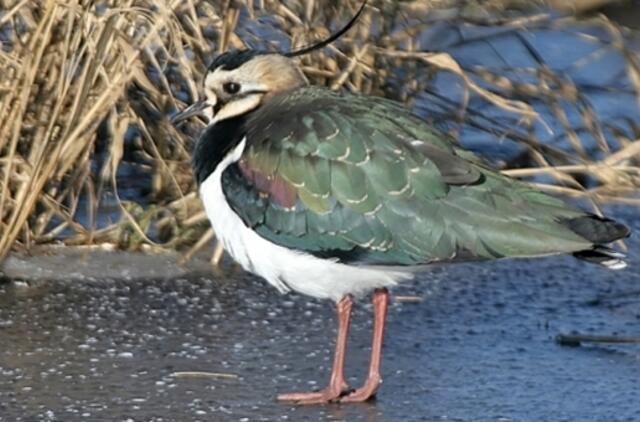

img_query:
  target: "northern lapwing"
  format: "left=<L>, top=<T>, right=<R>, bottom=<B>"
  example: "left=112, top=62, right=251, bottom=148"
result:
left=172, top=2, right=630, bottom=404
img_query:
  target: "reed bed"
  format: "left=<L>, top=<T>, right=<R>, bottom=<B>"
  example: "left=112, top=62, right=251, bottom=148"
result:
left=0, top=0, right=638, bottom=263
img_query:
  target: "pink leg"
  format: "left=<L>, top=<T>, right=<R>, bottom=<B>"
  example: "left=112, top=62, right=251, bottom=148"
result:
left=277, top=295, right=353, bottom=404
left=340, top=288, right=389, bottom=403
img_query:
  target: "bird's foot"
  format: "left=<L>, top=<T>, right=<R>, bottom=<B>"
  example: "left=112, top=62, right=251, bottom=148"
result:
left=277, top=383, right=351, bottom=405
left=338, top=375, right=381, bottom=403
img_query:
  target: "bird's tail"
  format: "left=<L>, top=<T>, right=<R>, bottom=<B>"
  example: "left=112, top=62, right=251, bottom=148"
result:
left=564, top=214, right=630, bottom=270
left=573, top=246, right=627, bottom=270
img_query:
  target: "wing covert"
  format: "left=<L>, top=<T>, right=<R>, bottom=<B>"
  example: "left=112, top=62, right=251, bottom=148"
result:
left=220, top=87, right=591, bottom=266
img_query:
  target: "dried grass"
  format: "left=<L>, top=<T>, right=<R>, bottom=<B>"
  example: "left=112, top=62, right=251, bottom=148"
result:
left=0, top=0, right=638, bottom=262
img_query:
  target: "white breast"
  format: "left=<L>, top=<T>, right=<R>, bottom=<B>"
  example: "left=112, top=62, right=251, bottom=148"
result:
left=199, top=138, right=412, bottom=302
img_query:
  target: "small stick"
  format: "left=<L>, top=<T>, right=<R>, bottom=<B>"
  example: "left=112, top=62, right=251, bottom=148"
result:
left=170, top=371, right=239, bottom=379
left=211, top=241, right=225, bottom=267
left=556, top=333, right=640, bottom=347
left=179, top=227, right=214, bottom=264
left=395, top=295, right=423, bottom=303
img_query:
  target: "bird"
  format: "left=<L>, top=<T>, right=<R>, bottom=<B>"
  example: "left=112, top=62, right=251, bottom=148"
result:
left=171, top=2, right=630, bottom=405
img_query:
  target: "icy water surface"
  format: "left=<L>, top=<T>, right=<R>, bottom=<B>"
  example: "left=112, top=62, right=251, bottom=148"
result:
left=0, top=207, right=639, bottom=421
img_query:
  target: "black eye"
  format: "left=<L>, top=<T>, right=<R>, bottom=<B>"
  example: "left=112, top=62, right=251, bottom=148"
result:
left=223, top=82, right=240, bottom=94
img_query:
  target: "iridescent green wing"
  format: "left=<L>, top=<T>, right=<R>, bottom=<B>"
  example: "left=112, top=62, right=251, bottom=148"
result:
left=221, top=87, right=592, bottom=265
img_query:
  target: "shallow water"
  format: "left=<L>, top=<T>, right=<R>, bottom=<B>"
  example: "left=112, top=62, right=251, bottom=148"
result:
left=0, top=207, right=639, bottom=421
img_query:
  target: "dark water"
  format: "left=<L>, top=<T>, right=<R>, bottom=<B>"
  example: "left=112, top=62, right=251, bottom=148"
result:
left=0, top=206, right=639, bottom=421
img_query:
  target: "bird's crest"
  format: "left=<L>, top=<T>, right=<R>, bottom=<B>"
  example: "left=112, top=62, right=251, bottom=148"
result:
left=208, top=0, right=367, bottom=71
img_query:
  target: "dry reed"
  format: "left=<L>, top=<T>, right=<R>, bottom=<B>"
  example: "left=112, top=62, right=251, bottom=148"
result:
left=0, top=0, right=638, bottom=263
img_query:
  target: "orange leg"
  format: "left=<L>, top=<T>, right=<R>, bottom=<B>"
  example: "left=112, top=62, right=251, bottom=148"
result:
left=339, top=288, right=389, bottom=403
left=277, top=295, right=353, bottom=404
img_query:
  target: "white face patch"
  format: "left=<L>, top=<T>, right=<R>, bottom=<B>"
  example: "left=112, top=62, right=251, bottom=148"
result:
left=204, top=68, right=268, bottom=101
left=211, top=93, right=262, bottom=124
left=202, top=55, right=307, bottom=116
left=203, top=66, right=269, bottom=123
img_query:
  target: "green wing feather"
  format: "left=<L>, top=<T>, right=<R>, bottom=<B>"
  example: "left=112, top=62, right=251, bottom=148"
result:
left=221, top=87, right=592, bottom=265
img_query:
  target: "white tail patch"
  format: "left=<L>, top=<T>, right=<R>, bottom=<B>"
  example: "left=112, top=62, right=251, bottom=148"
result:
left=602, top=259, right=627, bottom=270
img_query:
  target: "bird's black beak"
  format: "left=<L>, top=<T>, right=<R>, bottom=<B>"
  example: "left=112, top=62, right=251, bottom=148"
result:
left=170, top=99, right=211, bottom=125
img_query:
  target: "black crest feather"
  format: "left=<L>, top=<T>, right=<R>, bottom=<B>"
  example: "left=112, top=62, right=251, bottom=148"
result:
left=206, top=0, right=367, bottom=71
left=285, top=0, right=367, bottom=57
left=208, top=49, right=267, bottom=72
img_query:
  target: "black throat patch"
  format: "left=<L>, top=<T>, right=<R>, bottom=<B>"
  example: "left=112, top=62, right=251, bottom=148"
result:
left=192, top=115, right=247, bottom=185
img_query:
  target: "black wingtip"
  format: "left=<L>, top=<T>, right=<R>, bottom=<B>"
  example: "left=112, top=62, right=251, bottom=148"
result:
left=563, top=214, right=630, bottom=245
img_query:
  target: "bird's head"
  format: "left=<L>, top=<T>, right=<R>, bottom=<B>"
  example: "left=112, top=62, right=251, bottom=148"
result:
left=191, top=51, right=307, bottom=124
left=171, top=1, right=366, bottom=126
